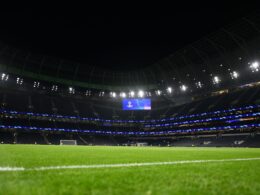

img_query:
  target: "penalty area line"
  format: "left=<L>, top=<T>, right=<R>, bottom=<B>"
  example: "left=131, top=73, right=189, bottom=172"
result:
left=1, top=157, right=260, bottom=172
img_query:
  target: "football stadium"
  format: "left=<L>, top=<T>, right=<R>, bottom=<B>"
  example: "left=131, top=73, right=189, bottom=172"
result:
left=1, top=11, right=260, bottom=194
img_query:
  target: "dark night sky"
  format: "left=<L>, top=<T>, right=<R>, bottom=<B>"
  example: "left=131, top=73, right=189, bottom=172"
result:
left=0, top=8, right=257, bottom=71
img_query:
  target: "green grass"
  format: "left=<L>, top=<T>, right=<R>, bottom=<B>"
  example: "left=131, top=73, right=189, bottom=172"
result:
left=1, top=145, right=260, bottom=195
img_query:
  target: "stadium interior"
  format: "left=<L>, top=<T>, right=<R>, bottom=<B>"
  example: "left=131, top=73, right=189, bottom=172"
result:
left=2, top=10, right=260, bottom=195
left=1, top=12, right=260, bottom=148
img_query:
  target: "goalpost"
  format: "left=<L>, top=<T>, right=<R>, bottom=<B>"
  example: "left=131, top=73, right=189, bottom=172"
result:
left=60, top=140, right=77, bottom=145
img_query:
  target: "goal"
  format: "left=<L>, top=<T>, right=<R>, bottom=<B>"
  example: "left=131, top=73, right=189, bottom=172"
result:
left=135, top=142, right=148, bottom=146
left=60, top=140, right=77, bottom=145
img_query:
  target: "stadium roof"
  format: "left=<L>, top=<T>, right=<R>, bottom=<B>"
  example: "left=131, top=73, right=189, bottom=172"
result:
left=0, top=10, right=260, bottom=90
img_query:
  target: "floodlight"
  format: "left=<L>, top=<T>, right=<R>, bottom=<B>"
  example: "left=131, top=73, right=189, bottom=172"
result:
left=195, top=81, right=202, bottom=88
left=120, top=92, right=126, bottom=98
left=180, top=85, right=187, bottom=91
left=99, top=91, right=105, bottom=97
left=68, top=87, right=75, bottom=94
left=250, top=61, right=259, bottom=72
left=129, top=91, right=135, bottom=97
left=230, top=71, right=239, bottom=79
left=213, top=76, right=220, bottom=84
left=110, top=92, right=116, bottom=98
left=85, top=90, right=91, bottom=96
left=16, top=77, right=23, bottom=85
left=33, top=81, right=40, bottom=88
left=51, top=85, right=58, bottom=91
left=155, top=90, right=161, bottom=96
left=138, top=90, right=144, bottom=98
left=167, top=87, right=172, bottom=93
left=1, top=73, right=9, bottom=81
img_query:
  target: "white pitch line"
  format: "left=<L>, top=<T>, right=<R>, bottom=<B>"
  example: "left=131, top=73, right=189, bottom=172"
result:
left=0, top=167, right=25, bottom=171
left=1, top=157, right=260, bottom=172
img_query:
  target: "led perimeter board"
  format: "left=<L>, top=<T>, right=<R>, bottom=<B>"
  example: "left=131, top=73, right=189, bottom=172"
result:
left=122, top=99, right=151, bottom=110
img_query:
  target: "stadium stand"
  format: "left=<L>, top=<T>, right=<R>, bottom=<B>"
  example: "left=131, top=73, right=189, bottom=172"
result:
left=0, top=81, right=259, bottom=146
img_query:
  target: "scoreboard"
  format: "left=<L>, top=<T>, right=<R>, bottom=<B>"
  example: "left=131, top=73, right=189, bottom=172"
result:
left=122, top=99, right=151, bottom=110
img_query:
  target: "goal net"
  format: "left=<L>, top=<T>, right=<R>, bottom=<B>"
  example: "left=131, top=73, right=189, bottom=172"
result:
left=60, top=140, right=77, bottom=145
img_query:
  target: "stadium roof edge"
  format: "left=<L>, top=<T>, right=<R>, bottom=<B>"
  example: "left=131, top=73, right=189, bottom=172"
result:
left=0, top=63, right=157, bottom=90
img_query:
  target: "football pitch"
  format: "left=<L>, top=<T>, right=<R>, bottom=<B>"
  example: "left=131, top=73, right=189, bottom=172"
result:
left=1, top=145, right=260, bottom=194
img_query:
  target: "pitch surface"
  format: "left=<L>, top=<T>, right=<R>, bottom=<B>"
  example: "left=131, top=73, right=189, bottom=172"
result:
left=1, top=145, right=260, bottom=194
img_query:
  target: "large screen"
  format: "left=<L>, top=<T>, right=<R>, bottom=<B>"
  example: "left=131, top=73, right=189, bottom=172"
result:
left=122, top=99, right=151, bottom=110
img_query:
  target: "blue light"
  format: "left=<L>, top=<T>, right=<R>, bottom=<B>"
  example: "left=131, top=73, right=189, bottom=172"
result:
left=0, top=104, right=259, bottom=125
left=0, top=123, right=259, bottom=135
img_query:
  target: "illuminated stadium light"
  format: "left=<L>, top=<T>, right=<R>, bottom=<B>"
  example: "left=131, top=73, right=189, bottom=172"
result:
left=110, top=92, right=117, bottom=98
left=51, top=85, right=58, bottom=91
left=146, top=92, right=152, bottom=97
left=68, top=87, right=75, bottom=94
left=138, top=90, right=144, bottom=98
left=99, top=91, right=105, bottom=97
left=155, top=90, right=161, bottom=96
left=16, top=77, right=23, bottom=85
left=120, top=92, right=126, bottom=98
left=195, top=81, right=202, bottom=88
left=180, top=85, right=187, bottom=92
left=250, top=61, right=259, bottom=72
left=167, top=87, right=172, bottom=94
left=230, top=71, right=239, bottom=79
left=85, top=90, right=91, bottom=96
left=129, top=91, right=135, bottom=97
left=33, top=81, right=40, bottom=88
left=112, top=92, right=117, bottom=98
left=213, top=76, right=220, bottom=85
left=1, top=73, right=9, bottom=81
